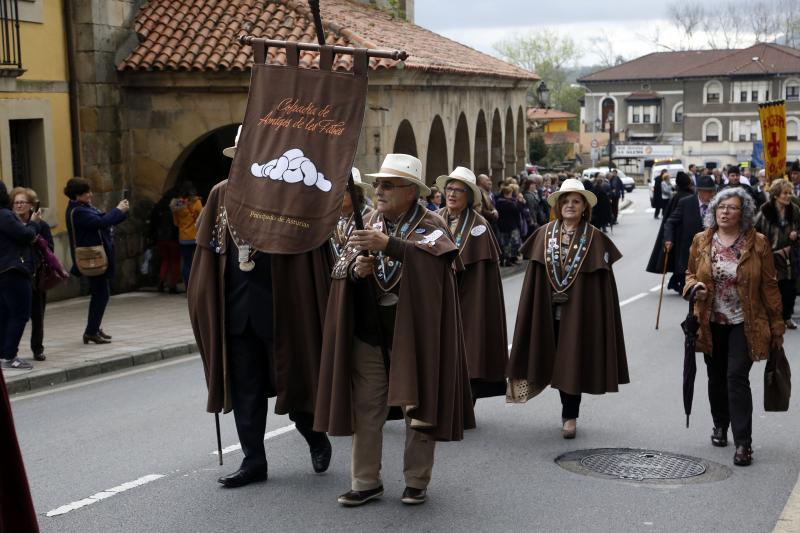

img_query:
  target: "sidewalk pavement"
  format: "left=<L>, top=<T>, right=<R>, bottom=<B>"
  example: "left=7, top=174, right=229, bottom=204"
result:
left=3, top=263, right=528, bottom=396
left=3, top=291, right=197, bottom=395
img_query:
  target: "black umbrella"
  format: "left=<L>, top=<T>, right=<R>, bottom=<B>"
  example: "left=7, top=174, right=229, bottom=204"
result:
left=680, top=293, right=699, bottom=428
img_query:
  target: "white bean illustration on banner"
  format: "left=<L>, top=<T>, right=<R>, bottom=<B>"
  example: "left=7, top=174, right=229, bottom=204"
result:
left=250, top=148, right=333, bottom=192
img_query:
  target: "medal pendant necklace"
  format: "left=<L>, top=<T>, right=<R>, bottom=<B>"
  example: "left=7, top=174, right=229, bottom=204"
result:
left=227, top=217, right=256, bottom=272
left=376, top=204, right=418, bottom=305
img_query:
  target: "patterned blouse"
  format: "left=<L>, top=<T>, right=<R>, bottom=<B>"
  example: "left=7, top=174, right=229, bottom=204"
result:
left=710, top=232, right=745, bottom=324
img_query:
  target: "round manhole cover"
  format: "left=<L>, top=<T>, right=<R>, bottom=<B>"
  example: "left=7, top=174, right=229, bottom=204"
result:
left=556, top=448, right=731, bottom=484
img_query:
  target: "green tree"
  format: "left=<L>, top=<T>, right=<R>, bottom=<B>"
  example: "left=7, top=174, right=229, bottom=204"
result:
left=494, top=30, right=583, bottom=125
left=529, top=134, right=548, bottom=163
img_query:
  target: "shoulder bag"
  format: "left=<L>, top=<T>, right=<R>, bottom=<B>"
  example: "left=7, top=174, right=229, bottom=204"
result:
left=70, top=208, right=108, bottom=277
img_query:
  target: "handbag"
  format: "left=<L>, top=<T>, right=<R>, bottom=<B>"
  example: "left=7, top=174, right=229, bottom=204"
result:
left=33, top=236, right=69, bottom=291
left=70, top=208, right=108, bottom=277
left=764, top=345, right=791, bottom=412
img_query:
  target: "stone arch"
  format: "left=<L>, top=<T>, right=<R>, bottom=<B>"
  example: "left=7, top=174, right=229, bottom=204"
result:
left=393, top=119, right=418, bottom=157
left=516, top=106, right=526, bottom=171
left=474, top=110, right=489, bottom=177
left=165, top=123, right=238, bottom=201
left=453, top=112, right=471, bottom=170
left=600, top=97, right=617, bottom=129
left=504, top=107, right=516, bottom=176
left=490, top=108, right=503, bottom=181
left=425, top=115, right=448, bottom=186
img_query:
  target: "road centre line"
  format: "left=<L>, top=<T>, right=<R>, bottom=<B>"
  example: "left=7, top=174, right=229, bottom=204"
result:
left=211, top=423, right=296, bottom=456
left=46, top=474, right=164, bottom=517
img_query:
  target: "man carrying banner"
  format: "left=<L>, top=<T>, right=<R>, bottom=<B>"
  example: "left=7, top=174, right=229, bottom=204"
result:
left=188, top=134, right=332, bottom=488
left=314, top=153, right=475, bottom=507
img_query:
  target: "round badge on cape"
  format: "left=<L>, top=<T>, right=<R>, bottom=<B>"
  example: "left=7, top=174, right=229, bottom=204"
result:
left=471, top=224, right=487, bottom=237
left=415, top=228, right=427, bottom=234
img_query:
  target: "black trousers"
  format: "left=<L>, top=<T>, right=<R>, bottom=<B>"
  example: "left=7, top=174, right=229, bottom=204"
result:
left=30, top=289, right=46, bottom=356
left=228, top=322, right=325, bottom=472
left=85, top=275, right=110, bottom=336
left=553, top=320, right=582, bottom=419
left=0, top=271, right=31, bottom=360
left=778, top=279, right=797, bottom=321
left=705, top=323, right=754, bottom=446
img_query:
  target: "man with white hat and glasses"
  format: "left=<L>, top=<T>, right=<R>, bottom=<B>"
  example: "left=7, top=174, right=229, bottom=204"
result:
left=314, top=154, right=475, bottom=506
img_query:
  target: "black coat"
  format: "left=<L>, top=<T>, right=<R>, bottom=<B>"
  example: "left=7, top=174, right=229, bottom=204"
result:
left=0, top=208, right=39, bottom=277
left=654, top=194, right=705, bottom=277
left=645, top=189, right=694, bottom=273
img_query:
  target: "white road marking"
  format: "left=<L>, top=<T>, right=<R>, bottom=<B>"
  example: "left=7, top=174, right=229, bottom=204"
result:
left=619, top=208, right=635, bottom=214
left=646, top=207, right=656, bottom=213
left=211, top=423, right=296, bottom=456
left=10, top=355, right=198, bottom=402
left=650, top=284, right=662, bottom=292
left=46, top=474, right=164, bottom=517
left=619, top=292, right=648, bottom=307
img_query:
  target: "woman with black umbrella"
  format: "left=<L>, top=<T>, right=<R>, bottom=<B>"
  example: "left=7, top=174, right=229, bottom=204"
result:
left=684, top=188, right=784, bottom=466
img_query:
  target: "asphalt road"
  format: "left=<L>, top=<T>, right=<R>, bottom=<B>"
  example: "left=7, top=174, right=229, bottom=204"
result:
left=11, top=189, right=800, bottom=533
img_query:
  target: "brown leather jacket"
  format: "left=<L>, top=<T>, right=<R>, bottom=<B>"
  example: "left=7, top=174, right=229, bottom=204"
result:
left=683, top=228, right=784, bottom=361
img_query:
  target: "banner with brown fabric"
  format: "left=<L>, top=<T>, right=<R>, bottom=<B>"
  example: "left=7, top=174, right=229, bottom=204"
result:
left=225, top=41, right=369, bottom=254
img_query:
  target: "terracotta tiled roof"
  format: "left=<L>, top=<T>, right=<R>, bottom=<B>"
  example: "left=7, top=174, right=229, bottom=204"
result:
left=527, top=107, right=576, bottom=121
left=625, top=91, right=660, bottom=100
left=579, top=43, right=800, bottom=82
left=119, top=0, right=538, bottom=81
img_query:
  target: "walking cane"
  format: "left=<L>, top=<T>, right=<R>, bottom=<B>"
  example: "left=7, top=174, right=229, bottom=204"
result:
left=215, top=413, right=223, bottom=465
left=655, top=245, right=669, bottom=330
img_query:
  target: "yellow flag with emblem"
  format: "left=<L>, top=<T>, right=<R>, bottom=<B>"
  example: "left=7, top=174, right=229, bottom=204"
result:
left=758, top=100, right=787, bottom=182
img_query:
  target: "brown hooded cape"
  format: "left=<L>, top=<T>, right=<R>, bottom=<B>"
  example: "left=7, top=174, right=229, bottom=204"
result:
left=439, top=207, right=508, bottom=398
left=1, top=372, right=39, bottom=533
left=313, top=209, right=476, bottom=441
left=188, top=180, right=332, bottom=414
left=507, top=222, right=629, bottom=398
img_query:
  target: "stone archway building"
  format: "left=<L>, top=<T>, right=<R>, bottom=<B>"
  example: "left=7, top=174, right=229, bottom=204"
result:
left=115, top=0, right=536, bottom=203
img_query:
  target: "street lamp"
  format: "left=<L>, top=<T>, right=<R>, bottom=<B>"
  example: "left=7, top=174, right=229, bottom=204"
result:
left=537, top=81, right=550, bottom=109
left=607, top=111, right=615, bottom=168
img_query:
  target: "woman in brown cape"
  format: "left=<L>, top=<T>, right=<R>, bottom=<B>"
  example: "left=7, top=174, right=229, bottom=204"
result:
left=507, top=178, right=629, bottom=439
left=436, top=167, right=508, bottom=402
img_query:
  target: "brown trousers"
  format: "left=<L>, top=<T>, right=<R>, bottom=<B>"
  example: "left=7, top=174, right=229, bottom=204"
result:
left=350, top=338, right=436, bottom=491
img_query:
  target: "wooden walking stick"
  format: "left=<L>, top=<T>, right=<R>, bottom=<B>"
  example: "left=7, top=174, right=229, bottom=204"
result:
left=655, top=245, right=669, bottom=330
left=215, top=413, right=223, bottom=465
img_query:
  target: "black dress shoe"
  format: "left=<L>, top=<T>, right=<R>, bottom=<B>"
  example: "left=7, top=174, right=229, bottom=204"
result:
left=217, top=467, right=268, bottom=488
left=711, top=427, right=728, bottom=447
left=33, top=352, right=46, bottom=361
left=401, top=486, right=427, bottom=505
left=337, top=486, right=383, bottom=506
left=733, top=445, right=753, bottom=466
left=98, top=329, right=112, bottom=340
left=83, top=333, right=111, bottom=345
left=310, top=437, right=332, bottom=474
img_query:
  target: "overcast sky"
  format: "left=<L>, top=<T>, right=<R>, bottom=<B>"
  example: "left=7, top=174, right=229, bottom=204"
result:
left=414, top=0, right=684, bottom=67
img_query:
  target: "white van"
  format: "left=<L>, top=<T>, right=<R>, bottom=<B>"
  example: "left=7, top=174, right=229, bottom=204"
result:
left=648, top=163, right=685, bottom=199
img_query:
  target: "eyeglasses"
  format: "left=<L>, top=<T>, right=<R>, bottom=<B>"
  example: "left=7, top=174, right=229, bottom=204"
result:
left=13, top=201, right=30, bottom=206
left=375, top=181, right=415, bottom=191
left=717, top=204, right=741, bottom=212
left=445, top=186, right=468, bottom=195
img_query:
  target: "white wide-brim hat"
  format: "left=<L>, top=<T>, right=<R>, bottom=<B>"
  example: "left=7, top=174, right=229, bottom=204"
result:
left=435, top=166, right=482, bottom=206
left=547, top=178, right=597, bottom=208
left=350, top=167, right=374, bottom=196
left=222, top=125, right=241, bottom=159
left=364, top=153, right=430, bottom=196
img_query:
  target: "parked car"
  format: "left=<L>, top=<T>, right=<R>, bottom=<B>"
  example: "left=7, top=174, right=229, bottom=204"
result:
left=581, top=167, right=635, bottom=192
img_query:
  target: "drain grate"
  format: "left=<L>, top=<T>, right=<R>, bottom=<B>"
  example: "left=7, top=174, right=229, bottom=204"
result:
left=556, top=448, right=730, bottom=484
left=579, top=451, right=705, bottom=480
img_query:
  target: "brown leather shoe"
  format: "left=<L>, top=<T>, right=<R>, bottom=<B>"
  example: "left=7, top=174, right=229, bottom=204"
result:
left=561, top=418, right=577, bottom=439
left=83, top=334, right=110, bottom=345
left=337, top=486, right=383, bottom=506
left=733, top=445, right=753, bottom=466
left=98, top=329, right=112, bottom=340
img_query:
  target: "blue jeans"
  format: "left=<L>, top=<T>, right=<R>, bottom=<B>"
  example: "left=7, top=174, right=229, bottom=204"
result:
left=85, top=275, right=110, bottom=336
left=179, top=242, right=196, bottom=288
left=0, top=271, right=32, bottom=360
